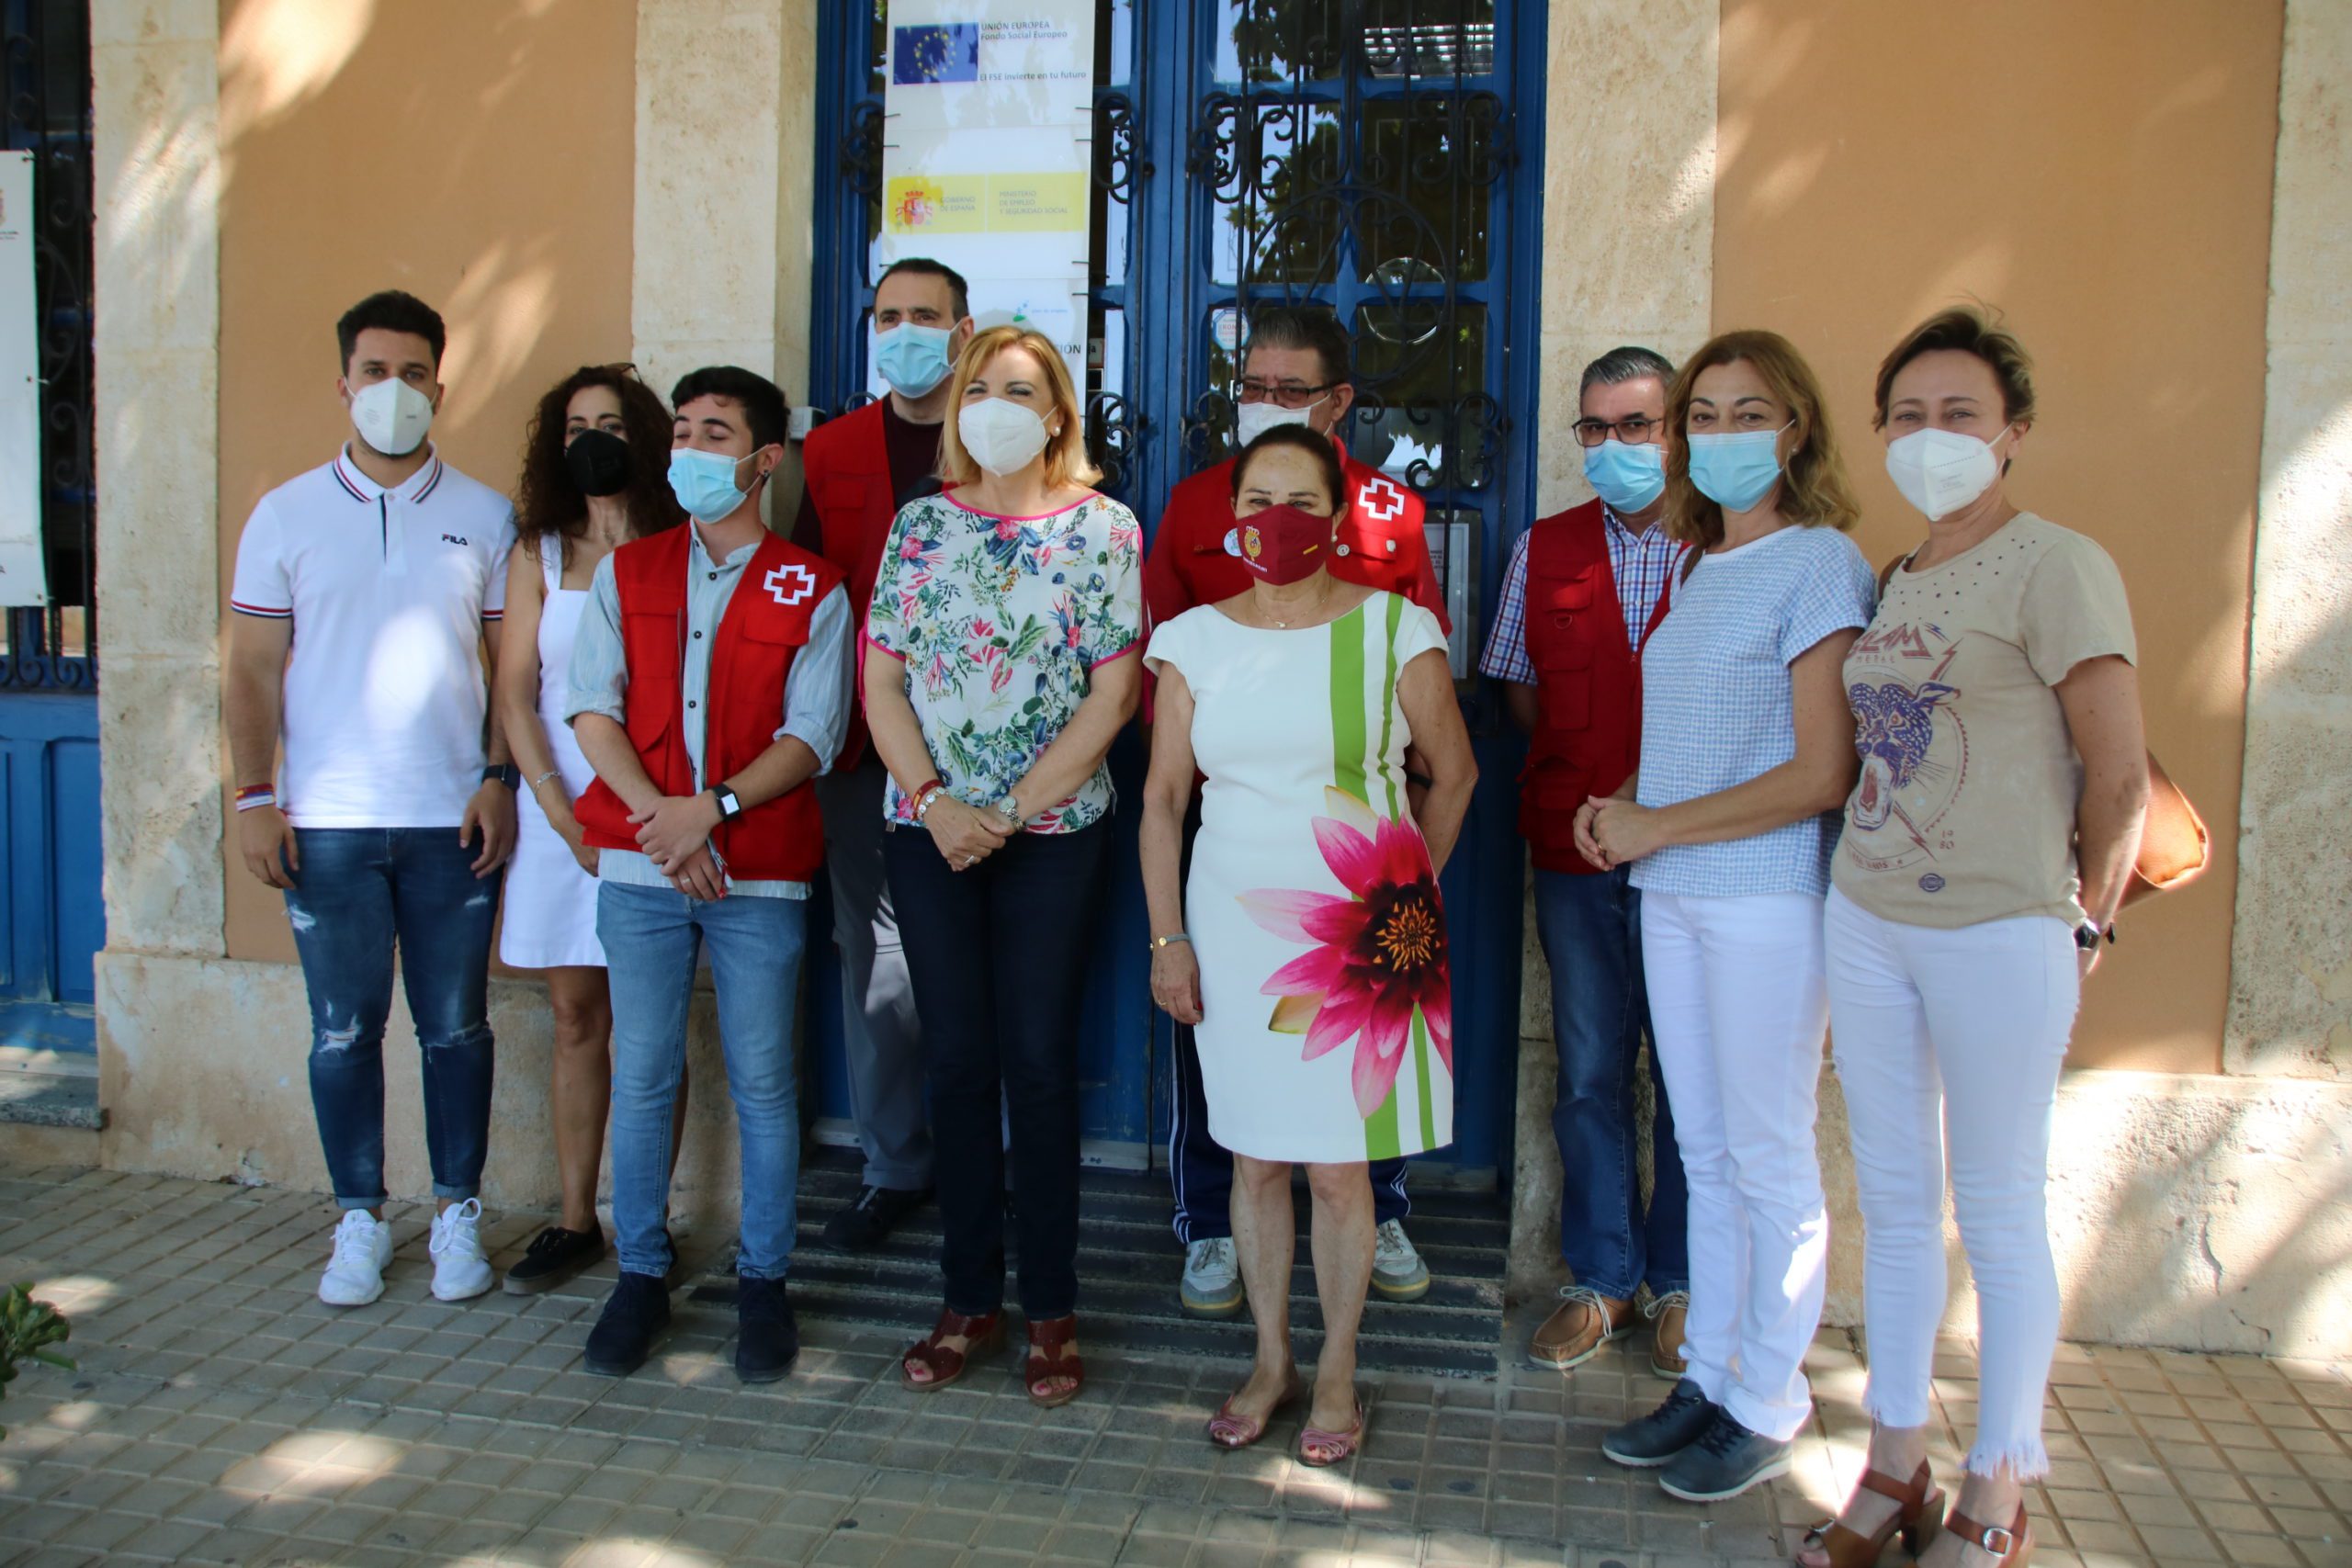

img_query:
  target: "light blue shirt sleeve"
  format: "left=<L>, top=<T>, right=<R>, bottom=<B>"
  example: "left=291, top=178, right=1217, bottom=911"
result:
left=778, top=583, right=854, bottom=776
left=1478, top=530, right=1535, bottom=683
left=562, top=553, right=628, bottom=728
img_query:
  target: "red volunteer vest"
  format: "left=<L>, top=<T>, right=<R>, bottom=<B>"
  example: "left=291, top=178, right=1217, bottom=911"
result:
left=800, top=400, right=903, bottom=770
left=574, top=526, right=844, bottom=882
left=1519, top=500, right=1674, bottom=875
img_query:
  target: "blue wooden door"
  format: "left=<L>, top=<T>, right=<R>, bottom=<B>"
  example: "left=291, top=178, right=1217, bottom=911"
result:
left=811, top=0, right=1544, bottom=1178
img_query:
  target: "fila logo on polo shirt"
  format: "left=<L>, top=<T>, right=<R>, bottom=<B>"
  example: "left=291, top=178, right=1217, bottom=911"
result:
left=765, top=563, right=819, bottom=606
left=440, top=534, right=469, bottom=547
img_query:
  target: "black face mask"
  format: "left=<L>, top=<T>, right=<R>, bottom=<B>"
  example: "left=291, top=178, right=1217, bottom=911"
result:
left=564, top=428, right=632, bottom=497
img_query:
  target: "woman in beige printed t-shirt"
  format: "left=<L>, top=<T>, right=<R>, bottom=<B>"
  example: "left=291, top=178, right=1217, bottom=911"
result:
left=1801, top=310, right=2149, bottom=1568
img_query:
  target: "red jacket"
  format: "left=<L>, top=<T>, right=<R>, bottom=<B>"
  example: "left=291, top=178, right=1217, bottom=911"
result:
left=575, top=526, right=843, bottom=882
left=1144, top=443, right=1449, bottom=632
left=800, top=400, right=899, bottom=768
left=1518, top=500, right=1673, bottom=875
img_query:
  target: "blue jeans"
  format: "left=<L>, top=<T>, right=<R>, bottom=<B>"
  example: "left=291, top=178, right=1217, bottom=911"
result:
left=598, top=882, right=807, bottom=1280
left=282, top=828, right=500, bottom=1211
left=1534, top=865, right=1690, bottom=1299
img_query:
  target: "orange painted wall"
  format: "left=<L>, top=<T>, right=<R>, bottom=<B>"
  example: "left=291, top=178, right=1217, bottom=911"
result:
left=215, top=0, right=638, bottom=963
left=1713, top=0, right=2282, bottom=1072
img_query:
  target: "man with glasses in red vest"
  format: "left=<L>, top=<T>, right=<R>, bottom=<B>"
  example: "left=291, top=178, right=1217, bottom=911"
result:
left=792, top=258, right=975, bottom=1253
left=1143, top=305, right=1450, bottom=1318
left=1479, top=345, right=1691, bottom=1381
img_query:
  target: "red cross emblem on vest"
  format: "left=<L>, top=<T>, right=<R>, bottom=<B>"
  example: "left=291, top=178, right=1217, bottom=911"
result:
left=765, top=562, right=819, bottom=606
left=1357, top=473, right=1407, bottom=525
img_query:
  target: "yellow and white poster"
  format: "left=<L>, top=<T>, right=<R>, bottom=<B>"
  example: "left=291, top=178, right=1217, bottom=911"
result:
left=879, top=1, right=1096, bottom=385
left=0, top=152, right=47, bottom=607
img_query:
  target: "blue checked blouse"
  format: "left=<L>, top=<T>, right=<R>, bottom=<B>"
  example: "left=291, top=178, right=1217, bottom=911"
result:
left=1630, top=524, right=1877, bottom=898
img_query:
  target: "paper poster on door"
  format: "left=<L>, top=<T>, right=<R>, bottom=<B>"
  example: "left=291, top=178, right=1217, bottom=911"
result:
left=879, top=0, right=1096, bottom=386
left=0, top=153, right=48, bottom=607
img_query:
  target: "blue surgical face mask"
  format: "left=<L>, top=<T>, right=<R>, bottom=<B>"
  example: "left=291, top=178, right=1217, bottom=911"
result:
left=1582, top=438, right=1666, bottom=513
left=875, top=322, right=955, bottom=398
left=668, top=446, right=758, bottom=525
left=1685, top=423, right=1791, bottom=513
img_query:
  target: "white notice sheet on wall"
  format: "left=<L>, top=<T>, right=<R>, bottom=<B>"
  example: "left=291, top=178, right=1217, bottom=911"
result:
left=879, top=2, right=1096, bottom=386
left=0, top=152, right=45, bottom=606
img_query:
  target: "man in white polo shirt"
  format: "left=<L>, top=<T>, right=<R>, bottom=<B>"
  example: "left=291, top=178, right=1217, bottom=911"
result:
left=225, top=288, right=521, bottom=1309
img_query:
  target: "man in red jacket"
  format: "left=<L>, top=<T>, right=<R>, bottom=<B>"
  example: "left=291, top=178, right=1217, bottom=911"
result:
left=1145, top=306, right=1448, bottom=1318
left=792, top=258, right=974, bottom=1253
left=1479, top=346, right=1690, bottom=1379
left=567, top=367, right=854, bottom=1384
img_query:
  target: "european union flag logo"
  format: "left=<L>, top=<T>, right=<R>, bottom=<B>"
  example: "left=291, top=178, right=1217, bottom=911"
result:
left=894, top=24, right=980, bottom=85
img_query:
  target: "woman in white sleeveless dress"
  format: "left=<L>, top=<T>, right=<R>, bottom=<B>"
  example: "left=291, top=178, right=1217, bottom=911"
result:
left=1140, top=426, right=1477, bottom=1466
left=494, top=366, right=685, bottom=1293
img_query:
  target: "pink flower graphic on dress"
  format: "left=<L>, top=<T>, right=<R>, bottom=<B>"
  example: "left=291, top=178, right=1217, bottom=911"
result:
left=1239, top=789, right=1453, bottom=1120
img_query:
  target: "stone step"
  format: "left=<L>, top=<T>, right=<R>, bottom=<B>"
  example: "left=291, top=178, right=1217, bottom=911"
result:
left=0, top=1067, right=103, bottom=1131
left=690, top=1145, right=1510, bottom=1381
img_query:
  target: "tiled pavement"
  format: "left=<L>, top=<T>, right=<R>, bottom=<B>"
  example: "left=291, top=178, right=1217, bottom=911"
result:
left=0, top=1166, right=2346, bottom=1567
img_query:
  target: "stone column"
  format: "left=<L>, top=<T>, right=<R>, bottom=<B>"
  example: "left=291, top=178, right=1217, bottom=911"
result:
left=2227, top=0, right=2352, bottom=1082
left=1508, top=1, right=1718, bottom=1303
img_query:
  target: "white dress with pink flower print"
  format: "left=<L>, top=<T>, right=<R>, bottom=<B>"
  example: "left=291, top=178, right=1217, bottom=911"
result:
left=1145, top=592, right=1456, bottom=1163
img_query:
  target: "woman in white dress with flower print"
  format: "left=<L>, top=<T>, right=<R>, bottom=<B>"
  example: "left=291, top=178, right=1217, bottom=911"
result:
left=1140, top=425, right=1477, bottom=1469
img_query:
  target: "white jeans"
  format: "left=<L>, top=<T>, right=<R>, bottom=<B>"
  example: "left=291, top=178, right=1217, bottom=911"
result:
left=1824, top=886, right=2079, bottom=1480
left=1640, top=889, right=1831, bottom=1442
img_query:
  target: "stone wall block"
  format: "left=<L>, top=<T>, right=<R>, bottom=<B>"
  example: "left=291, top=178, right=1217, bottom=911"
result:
left=91, top=39, right=220, bottom=355
left=97, top=657, right=223, bottom=959
left=89, top=0, right=216, bottom=48
left=91, top=351, right=219, bottom=658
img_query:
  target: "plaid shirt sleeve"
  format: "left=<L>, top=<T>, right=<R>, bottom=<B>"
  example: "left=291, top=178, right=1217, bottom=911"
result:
left=1478, top=530, right=1536, bottom=683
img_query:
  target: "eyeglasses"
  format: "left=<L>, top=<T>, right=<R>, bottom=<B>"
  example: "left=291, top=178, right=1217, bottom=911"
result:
left=1572, top=414, right=1665, bottom=447
left=1238, top=378, right=1338, bottom=409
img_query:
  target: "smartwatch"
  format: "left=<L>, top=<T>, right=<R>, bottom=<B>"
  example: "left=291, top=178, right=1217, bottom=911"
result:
left=482, top=763, right=520, bottom=789
left=711, top=784, right=744, bottom=822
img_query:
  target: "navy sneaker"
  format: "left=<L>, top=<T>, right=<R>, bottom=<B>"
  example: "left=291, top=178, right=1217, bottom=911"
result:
left=583, top=1271, right=671, bottom=1378
left=1657, top=1408, right=1792, bottom=1501
left=734, top=1275, right=799, bottom=1383
left=1600, top=1378, right=1719, bottom=1468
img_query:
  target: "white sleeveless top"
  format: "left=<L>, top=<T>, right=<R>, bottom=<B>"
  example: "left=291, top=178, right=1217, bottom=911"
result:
left=497, top=537, right=605, bottom=969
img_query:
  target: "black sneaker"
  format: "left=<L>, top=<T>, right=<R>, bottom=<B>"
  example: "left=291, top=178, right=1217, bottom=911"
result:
left=502, top=1224, right=605, bottom=1295
left=733, top=1275, right=800, bottom=1383
left=1657, top=1408, right=1792, bottom=1501
left=819, top=1185, right=930, bottom=1253
left=583, top=1272, right=671, bottom=1378
left=1600, top=1377, right=1720, bottom=1468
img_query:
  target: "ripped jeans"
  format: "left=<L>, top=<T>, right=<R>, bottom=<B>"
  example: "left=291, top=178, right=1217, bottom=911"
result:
left=283, top=828, right=500, bottom=1211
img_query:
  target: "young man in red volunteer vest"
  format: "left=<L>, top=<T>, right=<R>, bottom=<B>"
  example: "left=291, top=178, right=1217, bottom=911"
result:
left=1144, top=306, right=1448, bottom=1317
left=1477, top=346, right=1691, bottom=1378
left=565, top=367, right=854, bottom=1382
left=790, top=257, right=974, bottom=1253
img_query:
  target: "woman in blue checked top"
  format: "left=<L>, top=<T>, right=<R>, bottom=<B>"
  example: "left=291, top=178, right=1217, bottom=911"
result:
left=1574, top=331, right=1876, bottom=1506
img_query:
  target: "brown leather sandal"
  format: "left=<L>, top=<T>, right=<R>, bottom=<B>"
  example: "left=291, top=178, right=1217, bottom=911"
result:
left=1024, top=1314, right=1085, bottom=1408
left=1943, top=1503, right=2033, bottom=1566
left=900, top=1308, right=1003, bottom=1392
left=1797, top=1460, right=1945, bottom=1567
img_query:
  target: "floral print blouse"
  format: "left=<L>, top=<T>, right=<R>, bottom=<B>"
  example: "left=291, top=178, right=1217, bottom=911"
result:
left=865, top=489, right=1144, bottom=833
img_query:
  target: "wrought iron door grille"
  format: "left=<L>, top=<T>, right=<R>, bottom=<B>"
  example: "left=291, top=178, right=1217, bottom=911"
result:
left=1, top=0, right=95, bottom=689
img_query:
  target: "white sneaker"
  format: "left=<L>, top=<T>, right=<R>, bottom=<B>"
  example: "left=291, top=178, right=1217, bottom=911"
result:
left=319, top=1210, right=394, bottom=1307
left=1371, top=1218, right=1430, bottom=1301
left=428, top=1198, right=494, bottom=1302
left=1179, top=1235, right=1245, bottom=1318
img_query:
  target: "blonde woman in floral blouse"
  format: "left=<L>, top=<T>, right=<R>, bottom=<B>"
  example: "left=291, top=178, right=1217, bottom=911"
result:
left=863, top=324, right=1144, bottom=1408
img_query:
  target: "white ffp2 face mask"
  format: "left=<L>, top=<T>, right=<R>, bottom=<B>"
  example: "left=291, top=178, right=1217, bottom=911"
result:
left=1234, top=396, right=1323, bottom=447
left=1884, top=424, right=2009, bottom=521
left=957, top=397, right=1052, bottom=477
left=348, top=378, right=435, bottom=457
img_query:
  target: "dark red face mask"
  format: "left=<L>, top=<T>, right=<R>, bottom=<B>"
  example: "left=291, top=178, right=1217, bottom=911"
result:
left=1236, top=503, right=1336, bottom=587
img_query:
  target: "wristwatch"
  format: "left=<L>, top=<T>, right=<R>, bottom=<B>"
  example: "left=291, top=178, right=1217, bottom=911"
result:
left=711, top=784, right=744, bottom=822
left=992, top=796, right=1024, bottom=828
left=2074, top=920, right=2109, bottom=953
left=482, top=763, right=520, bottom=789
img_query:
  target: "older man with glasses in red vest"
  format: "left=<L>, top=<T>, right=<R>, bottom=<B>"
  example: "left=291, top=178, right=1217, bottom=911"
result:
left=1479, top=345, right=1692, bottom=1381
